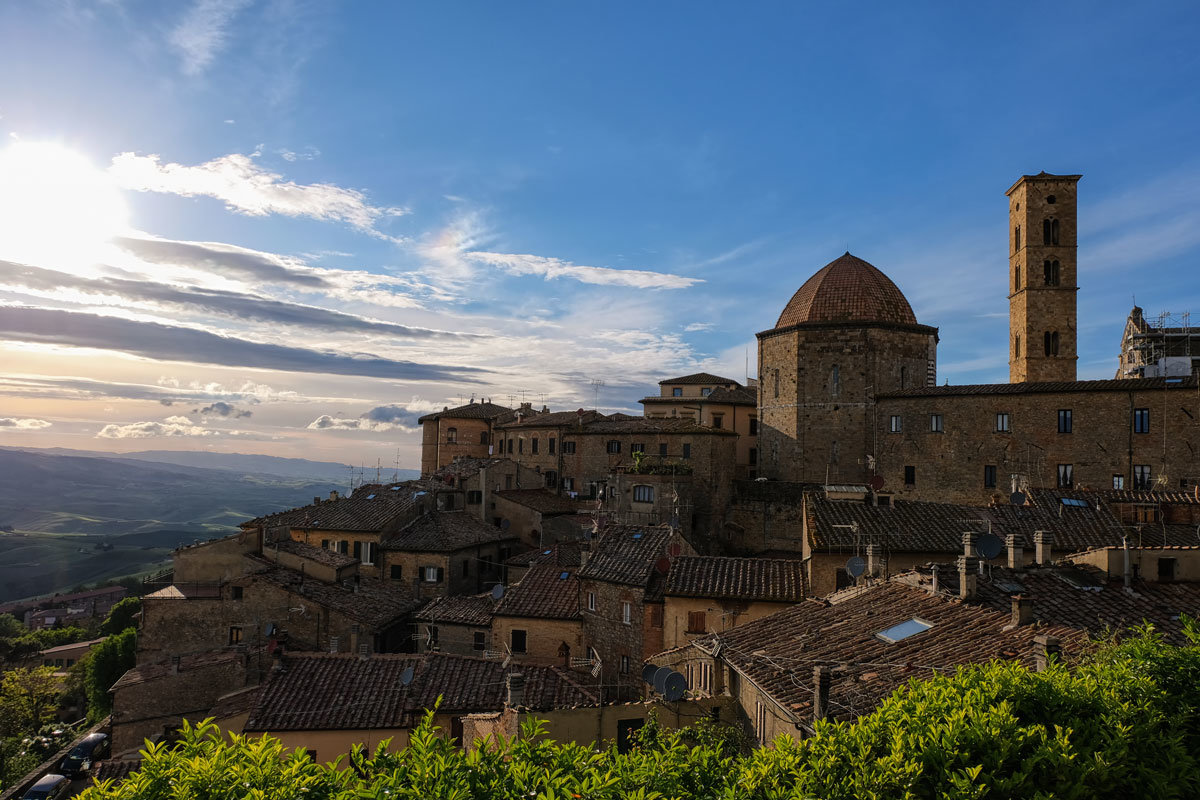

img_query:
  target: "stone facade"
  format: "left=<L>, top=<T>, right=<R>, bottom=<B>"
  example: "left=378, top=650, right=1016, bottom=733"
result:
left=491, top=615, right=582, bottom=667
left=418, top=401, right=516, bottom=475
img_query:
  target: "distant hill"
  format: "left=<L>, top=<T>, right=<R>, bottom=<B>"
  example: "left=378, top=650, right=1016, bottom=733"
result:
left=0, top=448, right=373, bottom=602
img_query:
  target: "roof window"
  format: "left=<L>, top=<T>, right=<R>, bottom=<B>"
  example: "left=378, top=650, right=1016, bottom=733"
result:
left=366, top=494, right=376, bottom=500
left=1060, top=498, right=1089, bottom=508
left=875, top=618, right=932, bottom=643
left=559, top=571, right=569, bottom=580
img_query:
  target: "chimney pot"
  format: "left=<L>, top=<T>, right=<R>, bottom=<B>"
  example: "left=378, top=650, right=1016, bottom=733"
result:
left=929, top=564, right=940, bottom=595
left=314, top=496, right=321, bottom=506
left=962, top=531, right=977, bottom=557
left=1011, top=594, right=1033, bottom=627
left=865, top=544, right=882, bottom=577
left=330, top=490, right=339, bottom=502
left=506, top=672, right=526, bottom=708
left=812, top=665, right=832, bottom=722
left=1033, top=634, right=1061, bottom=672
left=957, top=555, right=978, bottom=599
left=1006, top=534, right=1024, bottom=569
left=1033, top=531, right=1054, bottom=565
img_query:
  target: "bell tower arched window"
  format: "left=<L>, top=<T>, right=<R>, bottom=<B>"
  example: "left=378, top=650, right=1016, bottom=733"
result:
left=1044, top=331, right=1060, bottom=357
left=1014, top=225, right=1021, bottom=251
left=1043, top=218, right=1060, bottom=246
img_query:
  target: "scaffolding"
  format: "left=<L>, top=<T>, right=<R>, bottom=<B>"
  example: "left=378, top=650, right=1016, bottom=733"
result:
left=1123, top=310, right=1200, bottom=378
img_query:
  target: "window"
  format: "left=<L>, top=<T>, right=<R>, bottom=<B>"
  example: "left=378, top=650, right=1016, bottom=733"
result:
left=659, top=443, right=668, bottom=457
left=1043, top=259, right=1060, bottom=286
left=672, top=387, right=683, bottom=397
left=228, top=626, right=242, bottom=645
left=621, top=601, right=632, bottom=625
left=390, top=564, right=403, bottom=580
left=1158, top=558, right=1177, bottom=581
left=461, top=559, right=470, bottom=578
left=996, top=413, right=1011, bottom=433
left=473, top=631, right=485, bottom=651
left=353, top=541, right=377, bottom=566
left=1134, top=464, right=1152, bottom=490
left=506, top=439, right=514, bottom=454
left=466, top=490, right=482, bottom=504
left=749, top=447, right=757, bottom=465
left=631, top=442, right=645, bottom=454
left=904, top=465, right=916, bottom=485
left=773, top=369, right=780, bottom=398
left=604, top=440, right=621, bottom=454
left=1043, top=218, right=1060, bottom=246
left=511, top=629, right=527, bottom=653
left=620, top=655, right=630, bottom=674
left=701, top=387, right=712, bottom=397
left=549, top=437, right=556, bottom=454
left=984, top=465, right=997, bottom=488
left=929, top=414, right=943, bottom=433
left=480, top=431, right=489, bottom=445
left=518, top=438, right=523, bottom=454
left=900, top=365, right=907, bottom=388
left=632, top=485, right=654, bottom=503
left=423, top=566, right=444, bottom=583
left=1014, top=264, right=1021, bottom=291
left=562, top=477, right=574, bottom=491
left=749, top=417, right=758, bottom=435
left=1113, top=475, right=1125, bottom=490
left=231, top=585, right=244, bottom=600
left=561, top=440, right=576, bottom=454
left=321, top=539, right=330, bottom=549
left=1014, top=224, right=1021, bottom=251
left=1047, top=194, right=1056, bottom=204
left=531, top=438, right=539, bottom=454
left=875, top=617, right=932, bottom=643
left=1134, top=408, right=1150, bottom=434
left=1044, top=330, right=1060, bottom=356
left=889, top=415, right=902, bottom=433
left=682, top=443, right=691, bottom=459
left=446, top=427, right=457, bottom=443
left=544, top=470, right=557, bottom=489
left=505, top=475, right=513, bottom=489
left=831, top=365, right=840, bottom=398
left=711, top=413, right=723, bottom=429
left=587, top=591, right=596, bottom=612
left=650, top=604, right=663, bottom=627
left=1015, top=334, right=1021, bottom=359
left=1057, top=464, right=1074, bottom=488
left=1058, top=409, right=1072, bottom=434
left=687, top=610, right=706, bottom=634
left=755, top=702, right=768, bottom=745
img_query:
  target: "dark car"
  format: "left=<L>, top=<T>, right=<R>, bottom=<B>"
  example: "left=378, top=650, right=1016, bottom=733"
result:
left=59, top=732, right=110, bottom=778
left=21, top=774, right=70, bottom=800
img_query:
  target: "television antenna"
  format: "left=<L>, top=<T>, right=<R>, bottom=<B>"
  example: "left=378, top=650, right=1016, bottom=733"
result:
left=589, top=378, right=605, bottom=410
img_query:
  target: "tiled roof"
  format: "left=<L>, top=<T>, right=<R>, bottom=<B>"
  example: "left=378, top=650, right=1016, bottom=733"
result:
left=110, top=649, right=245, bottom=692
left=1063, top=487, right=1200, bottom=506
left=245, top=481, right=426, bottom=532
left=432, top=458, right=512, bottom=482
left=495, top=564, right=580, bottom=619
left=665, top=557, right=807, bottom=602
left=687, top=581, right=1086, bottom=725
left=607, top=412, right=642, bottom=421
left=898, top=563, right=1200, bottom=644
left=207, top=686, right=263, bottom=720
left=39, top=637, right=105, bottom=655
left=417, top=401, right=514, bottom=424
left=506, top=542, right=584, bottom=569
left=382, top=512, right=517, bottom=553
left=267, top=538, right=358, bottom=569
left=579, top=524, right=674, bottom=587
left=414, top=594, right=496, bottom=626
left=773, top=253, right=920, bottom=330
left=806, top=488, right=1128, bottom=554
left=494, top=489, right=583, bottom=515
left=702, top=385, right=757, bottom=405
left=877, top=375, right=1199, bottom=398
left=244, top=562, right=423, bottom=628
left=244, top=652, right=597, bottom=731
left=659, top=372, right=740, bottom=386
left=496, top=410, right=601, bottom=429
left=573, top=418, right=735, bottom=435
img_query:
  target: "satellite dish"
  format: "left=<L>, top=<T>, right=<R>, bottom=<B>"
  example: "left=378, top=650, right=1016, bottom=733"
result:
left=1010, top=491, right=1027, bottom=506
left=491, top=584, right=505, bottom=601
left=652, top=666, right=673, bottom=694
left=641, top=664, right=658, bottom=684
left=975, top=532, right=1004, bottom=560
left=845, top=556, right=866, bottom=578
left=501, top=519, right=511, bottom=529
left=663, top=672, right=688, bottom=702
left=264, top=623, right=277, bottom=637
left=399, top=666, right=414, bottom=686
left=654, top=557, right=671, bottom=575
left=869, top=475, right=885, bottom=491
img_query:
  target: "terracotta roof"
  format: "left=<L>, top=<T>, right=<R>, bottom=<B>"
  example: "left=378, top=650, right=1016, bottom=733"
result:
left=684, top=581, right=1086, bottom=725
left=496, top=410, right=602, bottom=430
left=877, top=375, right=1199, bottom=398
left=417, top=401, right=514, bottom=424
left=579, top=524, right=674, bottom=587
left=382, top=512, right=518, bottom=553
left=110, top=649, right=245, bottom=692
left=267, top=538, right=357, bottom=569
left=244, top=562, right=423, bottom=628
left=494, top=489, right=583, bottom=515
left=702, top=385, right=757, bottom=405
left=414, top=594, right=496, bottom=626
left=659, top=372, right=740, bottom=386
left=495, top=564, right=581, bottom=619
left=207, top=685, right=263, bottom=720
left=806, top=489, right=1128, bottom=554
left=665, top=557, right=807, bottom=602
left=773, top=253, right=919, bottom=330
left=245, top=481, right=425, bottom=532
left=1066, top=487, right=1200, bottom=506
left=244, top=652, right=597, bottom=731
left=506, top=542, right=584, bottom=568
left=39, top=637, right=105, bottom=655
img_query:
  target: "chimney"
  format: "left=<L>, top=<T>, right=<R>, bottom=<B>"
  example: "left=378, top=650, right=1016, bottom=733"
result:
left=330, top=490, right=339, bottom=502
left=314, top=496, right=321, bottom=506
left=1033, top=531, right=1054, bottom=565
left=1033, top=634, right=1061, bottom=672
left=170, top=655, right=181, bottom=674
left=929, top=564, right=940, bottom=595
left=506, top=672, right=526, bottom=709
left=812, top=665, right=832, bottom=722
left=271, top=645, right=286, bottom=671
left=1006, top=534, right=1024, bottom=569
left=1011, top=594, right=1033, bottom=627
left=865, top=544, right=882, bottom=577
left=1123, top=537, right=1132, bottom=590
left=962, top=531, right=977, bottom=558
left=957, top=556, right=978, bottom=599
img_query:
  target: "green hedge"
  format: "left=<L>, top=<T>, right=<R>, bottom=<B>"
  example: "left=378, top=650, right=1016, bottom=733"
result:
left=80, top=623, right=1200, bottom=800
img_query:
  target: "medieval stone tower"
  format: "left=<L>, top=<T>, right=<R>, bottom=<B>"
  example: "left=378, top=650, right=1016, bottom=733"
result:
left=1007, top=172, right=1081, bottom=383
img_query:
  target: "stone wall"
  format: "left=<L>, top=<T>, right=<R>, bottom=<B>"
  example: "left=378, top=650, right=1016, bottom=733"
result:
left=661, top=596, right=796, bottom=650
left=173, top=532, right=260, bottom=583
left=490, top=615, right=582, bottom=667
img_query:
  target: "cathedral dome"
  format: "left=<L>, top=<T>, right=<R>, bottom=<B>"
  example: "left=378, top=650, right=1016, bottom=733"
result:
left=773, top=252, right=919, bottom=329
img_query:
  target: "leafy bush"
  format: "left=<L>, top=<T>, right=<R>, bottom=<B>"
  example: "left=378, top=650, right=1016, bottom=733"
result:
left=79, top=626, right=1200, bottom=800
left=85, top=628, right=136, bottom=721
left=99, top=598, right=142, bottom=637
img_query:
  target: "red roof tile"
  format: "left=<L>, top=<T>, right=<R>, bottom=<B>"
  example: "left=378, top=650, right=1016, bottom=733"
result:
left=665, top=557, right=807, bottom=602
left=773, top=253, right=919, bottom=329
left=495, top=564, right=581, bottom=619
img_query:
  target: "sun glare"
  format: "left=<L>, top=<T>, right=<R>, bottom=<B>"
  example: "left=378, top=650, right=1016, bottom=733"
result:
left=0, top=140, right=130, bottom=275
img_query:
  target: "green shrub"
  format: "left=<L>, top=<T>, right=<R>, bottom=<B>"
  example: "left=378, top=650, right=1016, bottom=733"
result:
left=85, top=628, right=136, bottom=721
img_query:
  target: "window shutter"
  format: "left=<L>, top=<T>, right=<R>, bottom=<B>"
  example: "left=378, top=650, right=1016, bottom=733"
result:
left=353, top=541, right=362, bottom=560
left=437, top=566, right=445, bottom=583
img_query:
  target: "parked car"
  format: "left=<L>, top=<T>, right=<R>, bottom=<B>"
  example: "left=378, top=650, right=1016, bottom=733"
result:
left=59, top=732, right=110, bottom=778
left=21, top=774, right=70, bottom=800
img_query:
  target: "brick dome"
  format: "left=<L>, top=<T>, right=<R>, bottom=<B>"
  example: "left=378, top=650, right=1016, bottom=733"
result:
left=773, top=252, right=918, bottom=328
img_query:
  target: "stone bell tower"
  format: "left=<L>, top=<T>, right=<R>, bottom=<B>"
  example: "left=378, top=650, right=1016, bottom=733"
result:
left=1007, top=172, right=1081, bottom=383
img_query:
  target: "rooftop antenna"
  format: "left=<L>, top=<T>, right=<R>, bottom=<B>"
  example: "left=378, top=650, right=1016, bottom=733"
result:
left=392, top=449, right=401, bottom=482
left=375, top=459, right=382, bottom=484
left=346, top=464, right=355, bottom=494
left=589, top=378, right=605, bottom=411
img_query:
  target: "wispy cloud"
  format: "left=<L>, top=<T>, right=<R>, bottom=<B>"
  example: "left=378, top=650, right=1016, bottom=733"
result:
left=0, top=417, right=52, bottom=430
left=169, top=0, right=254, bottom=76
left=307, top=403, right=423, bottom=433
left=0, top=306, right=485, bottom=382
left=97, top=416, right=231, bottom=438
left=114, top=236, right=329, bottom=287
left=109, top=152, right=407, bottom=239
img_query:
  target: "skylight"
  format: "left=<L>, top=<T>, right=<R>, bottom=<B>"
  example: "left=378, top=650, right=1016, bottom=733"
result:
left=366, top=494, right=375, bottom=500
left=559, top=571, right=569, bottom=580
left=1060, top=498, right=1089, bottom=508
left=875, top=618, right=932, bottom=643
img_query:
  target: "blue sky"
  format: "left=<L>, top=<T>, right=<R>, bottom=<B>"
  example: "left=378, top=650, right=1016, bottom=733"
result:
left=1, top=1, right=1199, bottom=467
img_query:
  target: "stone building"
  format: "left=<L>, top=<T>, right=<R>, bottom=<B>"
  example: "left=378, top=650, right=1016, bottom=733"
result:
left=491, top=563, right=583, bottom=668
left=381, top=511, right=518, bottom=601
left=414, top=594, right=495, bottom=656
left=418, top=400, right=516, bottom=474
left=641, top=373, right=760, bottom=479
left=1116, top=307, right=1200, bottom=379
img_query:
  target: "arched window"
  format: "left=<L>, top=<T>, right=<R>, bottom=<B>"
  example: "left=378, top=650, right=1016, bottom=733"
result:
left=479, top=431, right=489, bottom=445
left=900, top=366, right=907, bottom=389
left=1044, top=331, right=1052, bottom=356
left=1044, top=331, right=1060, bottom=357
left=1043, top=219, right=1052, bottom=245
left=1014, top=225, right=1021, bottom=251
left=1043, top=218, right=1060, bottom=246
left=1050, top=260, right=1060, bottom=285
left=1052, top=219, right=1060, bottom=245
left=831, top=365, right=840, bottom=398
left=446, top=426, right=457, bottom=444
left=1015, top=335, right=1021, bottom=358
left=1015, top=264, right=1021, bottom=291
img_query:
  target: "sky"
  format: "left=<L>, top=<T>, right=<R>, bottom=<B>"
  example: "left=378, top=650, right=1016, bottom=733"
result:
left=1, top=2, right=1199, bottom=470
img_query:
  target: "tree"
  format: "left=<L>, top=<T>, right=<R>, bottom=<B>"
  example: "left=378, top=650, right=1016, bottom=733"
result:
left=99, top=598, right=142, bottom=637
left=0, top=668, right=60, bottom=739
left=85, top=628, right=136, bottom=721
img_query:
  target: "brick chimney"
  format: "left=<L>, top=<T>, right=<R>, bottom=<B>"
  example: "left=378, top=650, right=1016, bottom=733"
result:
left=1033, top=634, right=1061, bottom=671
left=1011, top=594, right=1033, bottom=627
left=812, top=665, right=832, bottom=722
left=962, top=531, right=977, bottom=558
left=506, top=672, right=526, bottom=708
left=1033, top=531, right=1054, bottom=565
left=1006, top=534, right=1024, bottom=569
left=330, top=490, right=339, bottom=502
left=865, top=544, right=882, bottom=577
left=957, top=556, right=978, bottom=599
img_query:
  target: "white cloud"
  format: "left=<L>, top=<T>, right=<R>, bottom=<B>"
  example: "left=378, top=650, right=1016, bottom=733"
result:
left=684, top=322, right=714, bottom=332
left=169, top=0, right=253, bottom=76
left=95, top=415, right=251, bottom=438
left=109, top=152, right=407, bottom=239
left=0, top=417, right=52, bottom=430
left=306, top=403, right=424, bottom=433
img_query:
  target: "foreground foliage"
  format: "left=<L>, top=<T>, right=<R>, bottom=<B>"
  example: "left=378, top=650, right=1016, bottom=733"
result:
left=80, top=625, right=1200, bottom=800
